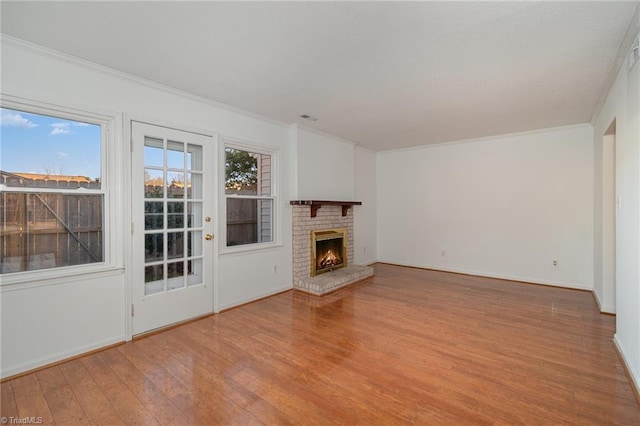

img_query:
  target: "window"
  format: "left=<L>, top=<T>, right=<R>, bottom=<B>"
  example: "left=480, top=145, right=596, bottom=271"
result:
left=224, top=144, right=275, bottom=247
left=0, top=107, right=105, bottom=274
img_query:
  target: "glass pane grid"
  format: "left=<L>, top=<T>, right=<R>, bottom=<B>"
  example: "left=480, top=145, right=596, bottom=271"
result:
left=144, top=137, right=204, bottom=295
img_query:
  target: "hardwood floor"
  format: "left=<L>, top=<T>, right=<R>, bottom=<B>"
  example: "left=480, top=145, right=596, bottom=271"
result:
left=2, top=263, right=639, bottom=425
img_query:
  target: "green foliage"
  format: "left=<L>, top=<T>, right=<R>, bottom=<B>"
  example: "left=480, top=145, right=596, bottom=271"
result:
left=225, top=148, right=257, bottom=191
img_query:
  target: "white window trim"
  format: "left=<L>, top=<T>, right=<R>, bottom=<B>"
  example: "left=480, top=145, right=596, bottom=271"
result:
left=220, top=138, right=280, bottom=254
left=0, top=96, right=123, bottom=288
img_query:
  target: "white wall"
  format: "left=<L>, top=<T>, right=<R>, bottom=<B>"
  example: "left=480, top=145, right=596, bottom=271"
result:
left=354, top=147, right=377, bottom=265
left=0, top=37, right=294, bottom=377
left=1, top=273, right=125, bottom=377
left=377, top=125, right=594, bottom=289
left=293, top=126, right=356, bottom=200
left=291, top=126, right=376, bottom=266
left=593, top=129, right=617, bottom=313
left=592, top=35, right=640, bottom=392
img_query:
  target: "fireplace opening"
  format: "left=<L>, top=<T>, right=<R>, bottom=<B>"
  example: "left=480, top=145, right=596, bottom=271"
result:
left=311, top=228, right=347, bottom=276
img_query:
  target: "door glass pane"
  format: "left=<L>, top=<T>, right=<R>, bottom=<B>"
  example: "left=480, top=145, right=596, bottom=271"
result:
left=187, top=144, right=202, bottom=171
left=145, top=169, right=164, bottom=198
left=145, top=264, right=163, bottom=283
left=167, top=171, right=185, bottom=198
left=167, top=141, right=184, bottom=169
left=167, top=232, right=184, bottom=259
left=187, top=259, right=203, bottom=286
left=167, top=202, right=184, bottom=229
left=188, top=231, right=202, bottom=257
left=145, top=264, right=164, bottom=295
left=188, top=173, right=202, bottom=199
left=145, top=202, right=163, bottom=230
left=144, top=137, right=164, bottom=167
left=145, top=233, right=164, bottom=262
left=167, top=261, right=185, bottom=290
left=188, top=202, right=202, bottom=228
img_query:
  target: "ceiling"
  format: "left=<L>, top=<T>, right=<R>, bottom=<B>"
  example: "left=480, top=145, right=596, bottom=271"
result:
left=1, top=1, right=638, bottom=151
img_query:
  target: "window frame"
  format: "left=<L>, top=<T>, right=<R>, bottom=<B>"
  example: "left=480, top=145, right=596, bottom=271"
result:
left=0, top=97, right=120, bottom=288
left=220, top=138, right=279, bottom=253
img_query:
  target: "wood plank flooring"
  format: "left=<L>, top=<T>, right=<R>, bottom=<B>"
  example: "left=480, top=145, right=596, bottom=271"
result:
left=2, top=263, right=639, bottom=425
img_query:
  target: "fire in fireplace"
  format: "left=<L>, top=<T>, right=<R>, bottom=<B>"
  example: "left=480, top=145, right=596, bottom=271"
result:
left=311, top=228, right=347, bottom=276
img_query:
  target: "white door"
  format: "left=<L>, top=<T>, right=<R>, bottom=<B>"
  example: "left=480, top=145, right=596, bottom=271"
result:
left=131, top=121, right=215, bottom=335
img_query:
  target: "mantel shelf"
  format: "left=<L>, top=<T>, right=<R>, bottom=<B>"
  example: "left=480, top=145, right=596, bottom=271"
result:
left=290, top=200, right=362, bottom=218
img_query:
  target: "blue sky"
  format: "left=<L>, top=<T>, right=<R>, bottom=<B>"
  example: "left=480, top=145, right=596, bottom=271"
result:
left=0, top=108, right=101, bottom=179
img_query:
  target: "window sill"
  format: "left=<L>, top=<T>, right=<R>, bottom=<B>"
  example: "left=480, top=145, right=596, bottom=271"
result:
left=219, top=242, right=283, bottom=256
left=0, top=264, right=125, bottom=292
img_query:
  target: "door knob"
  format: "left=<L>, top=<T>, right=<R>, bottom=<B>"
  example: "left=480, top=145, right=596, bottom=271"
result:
left=205, top=233, right=214, bottom=241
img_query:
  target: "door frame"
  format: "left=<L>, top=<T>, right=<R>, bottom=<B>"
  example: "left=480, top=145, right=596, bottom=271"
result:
left=124, top=115, right=220, bottom=341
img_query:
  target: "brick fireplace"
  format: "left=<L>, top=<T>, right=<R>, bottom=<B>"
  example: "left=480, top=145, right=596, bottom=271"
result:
left=291, top=200, right=374, bottom=295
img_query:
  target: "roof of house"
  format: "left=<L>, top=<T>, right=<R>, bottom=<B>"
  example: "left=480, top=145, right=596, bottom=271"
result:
left=1, top=171, right=93, bottom=183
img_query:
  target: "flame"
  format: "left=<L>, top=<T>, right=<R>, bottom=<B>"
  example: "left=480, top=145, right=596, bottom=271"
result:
left=318, top=249, right=342, bottom=269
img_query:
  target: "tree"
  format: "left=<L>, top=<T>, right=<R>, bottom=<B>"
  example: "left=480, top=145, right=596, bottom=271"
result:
left=225, top=148, right=257, bottom=192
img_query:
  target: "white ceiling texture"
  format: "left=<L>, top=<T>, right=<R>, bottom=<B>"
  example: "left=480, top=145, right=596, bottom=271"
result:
left=1, top=1, right=638, bottom=151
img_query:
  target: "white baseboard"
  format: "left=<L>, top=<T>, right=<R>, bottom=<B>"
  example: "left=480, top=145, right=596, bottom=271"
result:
left=218, top=284, right=293, bottom=312
left=613, top=334, right=640, bottom=399
left=1, top=335, right=125, bottom=380
left=377, top=260, right=592, bottom=291
left=592, top=290, right=616, bottom=314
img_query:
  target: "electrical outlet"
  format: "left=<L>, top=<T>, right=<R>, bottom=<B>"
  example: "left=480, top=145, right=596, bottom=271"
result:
left=273, top=265, right=278, bottom=274
left=441, top=250, right=446, bottom=257
left=552, top=260, right=559, bottom=267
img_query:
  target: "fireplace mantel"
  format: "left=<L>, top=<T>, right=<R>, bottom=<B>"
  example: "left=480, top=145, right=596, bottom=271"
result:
left=290, top=200, right=362, bottom=218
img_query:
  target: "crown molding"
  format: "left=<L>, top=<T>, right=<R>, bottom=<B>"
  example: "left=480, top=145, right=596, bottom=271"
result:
left=590, top=3, right=640, bottom=124
left=294, top=123, right=358, bottom=147
left=355, top=145, right=377, bottom=155
left=0, top=34, right=289, bottom=129
left=378, top=123, right=593, bottom=155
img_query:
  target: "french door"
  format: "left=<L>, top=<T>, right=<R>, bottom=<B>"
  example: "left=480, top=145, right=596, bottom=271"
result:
left=131, top=121, right=215, bottom=335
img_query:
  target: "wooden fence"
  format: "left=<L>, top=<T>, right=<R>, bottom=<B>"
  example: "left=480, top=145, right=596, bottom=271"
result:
left=226, top=198, right=258, bottom=246
left=0, top=192, right=103, bottom=273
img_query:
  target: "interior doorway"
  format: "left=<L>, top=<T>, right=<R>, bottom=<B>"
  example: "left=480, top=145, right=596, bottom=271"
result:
left=601, top=119, right=616, bottom=313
